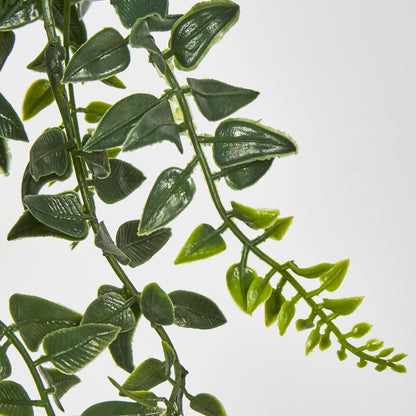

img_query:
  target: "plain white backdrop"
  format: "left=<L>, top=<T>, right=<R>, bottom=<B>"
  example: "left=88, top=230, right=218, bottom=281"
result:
left=0, top=1, right=415, bottom=415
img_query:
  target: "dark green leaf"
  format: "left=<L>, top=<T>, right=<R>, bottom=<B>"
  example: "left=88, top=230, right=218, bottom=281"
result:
left=84, top=101, right=111, bottom=123
left=322, top=297, right=364, bottom=316
left=29, top=127, right=69, bottom=181
left=94, top=222, right=130, bottom=264
left=23, top=192, right=89, bottom=239
left=0, top=31, right=15, bottom=71
left=124, top=100, right=182, bottom=152
left=116, top=220, right=171, bottom=268
left=83, top=93, right=158, bottom=151
left=187, top=77, right=258, bottom=121
left=264, top=289, right=285, bottom=327
left=231, top=201, right=279, bottom=230
left=319, top=259, right=349, bottom=292
left=190, top=393, right=226, bottom=416
left=174, top=223, right=226, bottom=264
left=277, top=300, right=295, bottom=336
left=0, top=0, right=41, bottom=30
left=0, top=349, right=11, bottom=381
left=162, top=341, right=175, bottom=374
left=83, top=150, right=111, bottom=179
left=139, top=167, right=196, bottom=234
left=305, top=328, right=320, bottom=355
left=169, top=290, right=226, bottom=329
left=265, top=216, right=293, bottom=241
left=0, top=381, right=33, bottom=416
left=111, top=0, right=168, bottom=28
left=213, top=119, right=296, bottom=168
left=27, top=46, right=47, bottom=73
left=9, top=293, right=82, bottom=352
left=109, top=330, right=136, bottom=373
left=140, top=283, right=175, bottom=326
left=0, top=93, right=28, bottom=142
left=226, top=263, right=256, bottom=313
left=101, top=75, right=126, bottom=89
left=170, top=1, right=239, bottom=70
left=288, top=262, right=334, bottom=279
left=0, top=137, right=10, bottom=176
left=122, top=358, right=168, bottom=391
left=42, top=323, right=120, bottom=374
left=246, top=276, right=272, bottom=314
left=147, top=14, right=181, bottom=32
left=81, top=400, right=161, bottom=416
left=92, top=159, right=145, bottom=204
left=62, top=28, right=130, bottom=84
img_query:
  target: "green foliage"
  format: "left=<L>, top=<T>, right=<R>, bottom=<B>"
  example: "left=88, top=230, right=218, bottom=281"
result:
left=22, top=79, right=54, bottom=121
left=0, top=381, right=33, bottom=416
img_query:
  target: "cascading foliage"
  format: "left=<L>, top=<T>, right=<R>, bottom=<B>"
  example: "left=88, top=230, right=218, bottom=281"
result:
left=0, top=0, right=407, bottom=415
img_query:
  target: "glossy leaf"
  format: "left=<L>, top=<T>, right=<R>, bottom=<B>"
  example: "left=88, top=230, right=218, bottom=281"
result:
left=84, top=101, right=111, bottom=124
left=122, top=358, right=168, bottom=391
left=174, top=223, right=226, bottom=264
left=0, top=93, right=28, bottom=142
left=169, top=290, right=226, bottom=329
left=147, top=14, right=182, bottom=32
left=349, top=322, right=372, bottom=338
left=124, top=100, right=182, bottom=152
left=42, top=323, right=120, bottom=374
left=94, top=222, right=130, bottom=264
left=277, top=300, right=295, bottom=336
left=305, top=328, right=320, bottom=355
left=0, top=137, right=10, bottom=176
left=92, top=158, right=145, bottom=204
left=101, top=75, right=126, bottom=89
left=319, top=259, right=349, bottom=292
left=0, top=31, right=15, bottom=71
left=139, top=167, right=196, bottom=234
left=390, top=364, right=406, bottom=374
left=187, top=77, right=258, bottom=121
left=109, top=330, right=136, bottom=373
left=264, top=289, right=285, bottom=327
left=295, top=319, right=315, bottom=331
left=81, top=400, right=161, bottom=416
left=319, top=330, right=331, bottom=351
left=190, top=393, right=226, bottom=416
left=116, top=219, right=171, bottom=267
left=364, top=338, right=384, bottom=352
left=213, top=119, right=297, bottom=168
left=83, top=150, right=111, bottom=179
left=83, top=93, right=158, bottom=151
left=288, top=262, right=334, bottom=279
left=231, top=201, right=279, bottom=230
left=322, top=297, right=364, bottom=316
left=246, top=276, right=272, bottom=315
left=0, top=0, right=41, bottom=30
left=111, top=0, right=168, bottom=28
left=29, top=127, right=69, bottom=181
left=170, top=1, right=240, bottom=70
left=226, top=263, right=256, bottom=313
left=62, top=28, right=130, bottom=84
left=391, top=353, right=407, bottom=362
left=0, top=381, right=33, bottom=416
left=265, top=216, right=293, bottom=241
left=9, top=293, right=82, bottom=352
left=140, top=283, right=175, bottom=326
left=0, top=349, right=11, bottom=380
left=23, top=192, right=89, bottom=239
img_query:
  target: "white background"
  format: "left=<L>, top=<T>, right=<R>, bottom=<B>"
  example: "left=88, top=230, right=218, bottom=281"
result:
left=1, top=0, right=415, bottom=415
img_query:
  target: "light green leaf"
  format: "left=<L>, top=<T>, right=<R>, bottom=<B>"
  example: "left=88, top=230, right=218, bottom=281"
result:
left=81, top=400, right=161, bottom=416
left=94, top=222, right=130, bottom=264
left=122, top=358, right=168, bottom=391
left=29, top=127, right=69, bottom=181
left=288, top=262, right=334, bottom=279
left=265, top=216, right=293, bottom=241
left=264, top=289, right=285, bottom=327
left=92, top=159, right=146, bottom=204
left=226, top=263, right=256, bottom=313
left=169, top=290, right=227, bottom=329
left=23, top=191, right=89, bottom=239
left=319, top=259, right=349, bottom=292
left=246, top=276, right=272, bottom=315
left=0, top=349, right=11, bottom=381
left=190, top=393, right=226, bottom=416
left=42, top=323, right=120, bottom=374
left=213, top=119, right=297, bottom=168
left=116, top=220, right=171, bottom=268
left=305, top=328, right=320, bottom=355
left=170, top=0, right=240, bottom=71
left=62, top=28, right=130, bottom=84
left=139, top=167, right=196, bottom=234
left=22, top=79, right=54, bottom=121
left=0, top=0, right=41, bottom=30
left=231, top=201, right=279, bottom=230
left=277, top=300, right=295, bottom=336
left=0, top=93, right=28, bottom=142
left=0, top=31, right=15, bottom=71
left=101, top=75, right=126, bottom=89
left=9, top=293, right=82, bottom=352
left=83, top=93, right=158, bottom=151
left=140, top=283, right=175, bottom=326
left=349, top=323, right=372, bottom=338
left=364, top=338, right=384, bottom=352
left=174, top=223, right=226, bottom=264
left=0, top=381, right=33, bottom=416
left=162, top=341, right=175, bottom=375
left=84, top=101, right=111, bottom=123
left=0, top=137, right=10, bottom=176
left=321, top=297, right=364, bottom=316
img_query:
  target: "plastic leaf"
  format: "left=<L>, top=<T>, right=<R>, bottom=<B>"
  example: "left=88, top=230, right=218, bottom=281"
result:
left=390, top=364, right=406, bottom=374
left=169, top=290, right=226, bottom=329
left=319, top=331, right=331, bottom=351
left=0, top=381, right=33, bottom=416
left=109, top=330, right=136, bottom=373
left=319, top=259, right=349, bottom=292
left=42, top=323, right=120, bottom=374
left=83, top=93, right=158, bottom=151
left=337, top=349, right=347, bottom=361
left=378, top=347, right=394, bottom=358
left=0, top=31, right=15, bottom=71
left=246, top=276, right=272, bottom=315
left=213, top=119, right=297, bottom=168
left=264, top=289, right=285, bottom=327
left=111, top=0, right=168, bottom=28
left=83, top=150, right=111, bottom=179
left=288, top=262, right=334, bottom=279
left=140, top=283, right=175, bottom=326
left=174, top=223, right=226, bottom=264
left=122, top=358, right=168, bottom=391
left=101, top=75, right=126, bottom=89
left=23, top=192, right=89, bottom=239
left=221, top=159, right=272, bottom=190
left=0, top=0, right=41, bottom=30
left=0, top=93, right=28, bottom=142
left=277, top=300, right=295, bottom=336
left=162, top=340, right=175, bottom=374
left=147, top=14, right=182, bottom=32
left=92, top=159, right=145, bottom=204
left=29, top=127, right=69, bottom=181
left=295, top=319, right=315, bottom=331
left=305, top=328, right=320, bottom=355
left=124, top=100, right=182, bottom=152
left=364, top=338, right=384, bottom=352
left=84, top=101, right=111, bottom=123
left=27, top=46, right=47, bottom=73
left=322, top=297, right=364, bottom=316
left=190, top=393, right=226, bottom=416
left=139, top=167, right=196, bottom=234
left=0, top=349, right=11, bottom=381
left=62, top=28, right=130, bottom=84
left=0, top=137, right=10, bottom=176
left=231, top=201, right=279, bottom=230
left=9, top=293, right=82, bottom=352
left=116, top=220, right=171, bottom=268
left=226, top=263, right=256, bottom=313
left=94, top=222, right=130, bottom=264
left=391, top=353, right=407, bottom=362
left=81, top=400, right=161, bottom=416
left=350, top=322, right=372, bottom=338
left=265, top=217, right=293, bottom=241
left=187, top=77, right=259, bottom=121
left=170, top=1, right=240, bottom=71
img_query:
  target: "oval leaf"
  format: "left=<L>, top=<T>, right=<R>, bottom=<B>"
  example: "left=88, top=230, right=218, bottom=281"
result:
left=174, top=223, right=226, bottom=264
left=109, top=330, right=136, bottom=373
left=0, top=381, right=33, bottom=416
left=0, top=137, right=10, bottom=176
left=226, top=263, right=256, bottom=313
left=10, top=293, right=82, bottom=352
left=140, top=283, right=174, bottom=326
left=62, top=28, right=130, bottom=84
left=170, top=1, right=239, bottom=70
left=305, top=328, right=320, bottom=355
left=322, top=297, right=364, bottom=316
left=231, top=201, right=279, bottom=230
left=264, top=289, right=286, bottom=327
left=84, top=101, right=111, bottom=123
left=190, top=393, right=226, bottom=416
left=81, top=400, right=159, bottom=416
left=42, top=323, right=120, bottom=374
left=22, top=79, right=54, bottom=121
left=0, top=31, right=15, bottom=71
left=0, top=0, right=41, bottom=30
left=246, top=276, right=272, bottom=315
left=101, top=75, right=126, bottom=89
left=139, top=167, right=196, bottom=234
left=0, top=93, right=28, bottom=142
left=277, top=300, right=295, bottom=336
left=169, top=290, right=226, bottom=329
left=122, top=358, right=168, bottom=391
